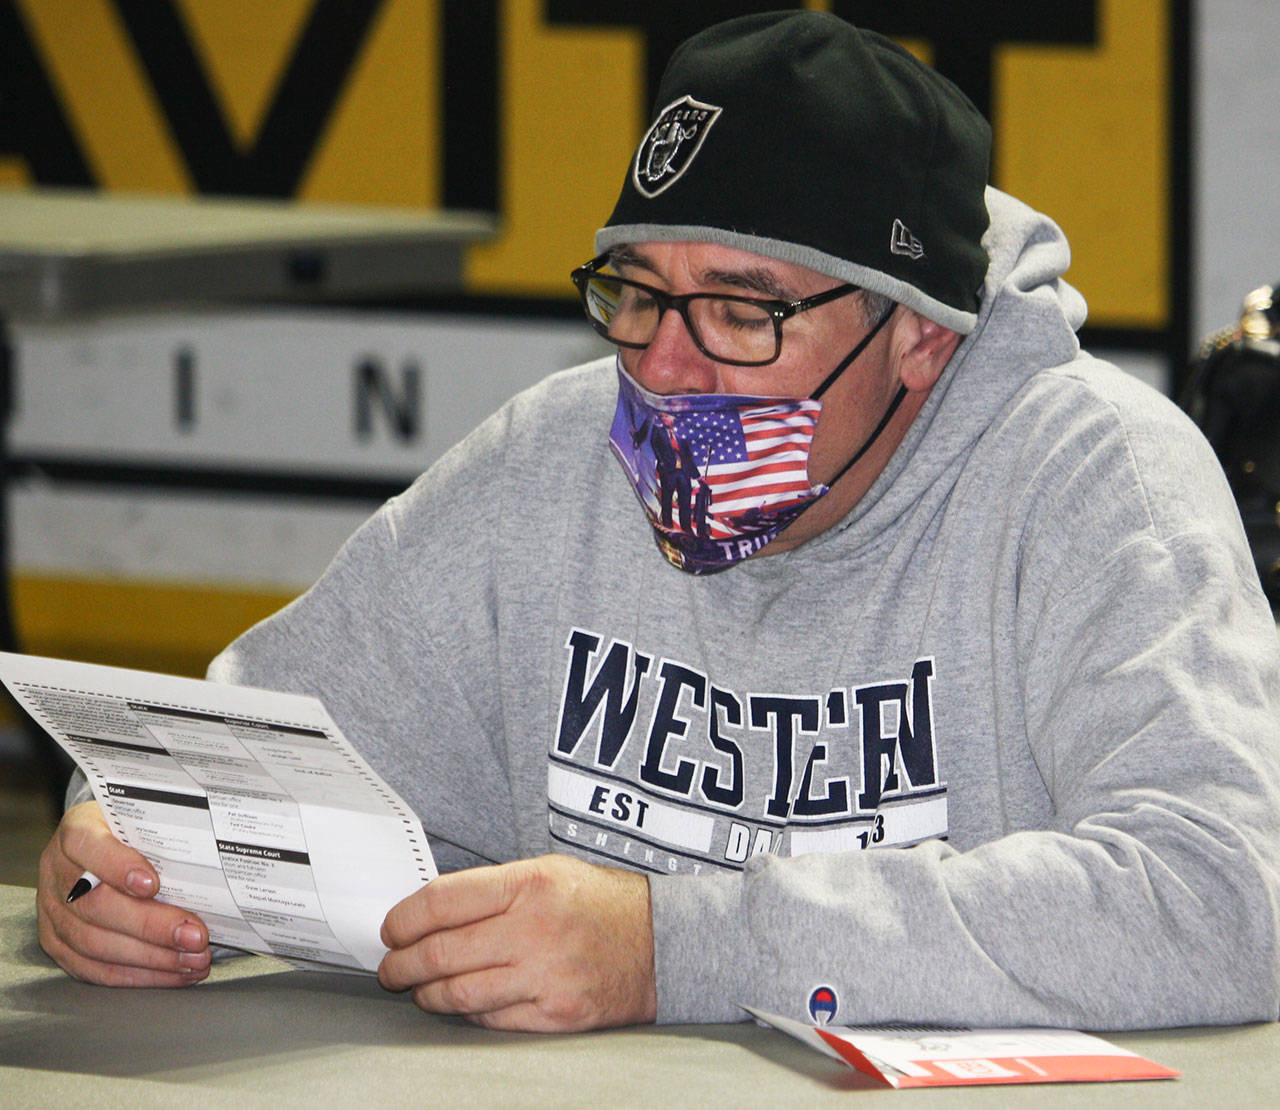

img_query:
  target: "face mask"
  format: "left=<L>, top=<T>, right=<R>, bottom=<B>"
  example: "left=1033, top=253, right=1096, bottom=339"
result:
left=609, top=308, right=900, bottom=574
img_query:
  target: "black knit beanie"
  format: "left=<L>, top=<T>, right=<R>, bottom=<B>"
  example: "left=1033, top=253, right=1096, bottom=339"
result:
left=596, top=10, right=992, bottom=333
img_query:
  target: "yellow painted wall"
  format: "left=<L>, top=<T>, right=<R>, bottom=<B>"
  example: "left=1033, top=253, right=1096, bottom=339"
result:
left=12, top=574, right=295, bottom=678
left=995, top=0, right=1170, bottom=327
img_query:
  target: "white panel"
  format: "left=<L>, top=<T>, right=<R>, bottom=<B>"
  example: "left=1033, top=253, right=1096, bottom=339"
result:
left=10, top=308, right=609, bottom=477
left=10, top=483, right=370, bottom=591
left=1194, top=0, right=1280, bottom=346
left=7, top=309, right=610, bottom=588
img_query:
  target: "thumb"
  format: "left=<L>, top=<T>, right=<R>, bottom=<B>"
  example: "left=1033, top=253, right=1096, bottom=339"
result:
left=61, top=800, right=160, bottom=900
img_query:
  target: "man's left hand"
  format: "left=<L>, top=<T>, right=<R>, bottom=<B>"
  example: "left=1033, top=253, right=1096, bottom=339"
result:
left=378, top=854, right=657, bottom=1032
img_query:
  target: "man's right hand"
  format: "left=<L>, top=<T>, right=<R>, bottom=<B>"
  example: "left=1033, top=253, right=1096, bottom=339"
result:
left=36, top=800, right=211, bottom=987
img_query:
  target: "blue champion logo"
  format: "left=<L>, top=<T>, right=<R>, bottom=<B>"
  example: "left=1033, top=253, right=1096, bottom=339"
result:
left=808, top=985, right=838, bottom=1025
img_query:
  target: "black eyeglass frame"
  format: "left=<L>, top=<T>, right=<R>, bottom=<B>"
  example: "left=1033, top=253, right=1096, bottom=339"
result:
left=570, top=253, right=862, bottom=367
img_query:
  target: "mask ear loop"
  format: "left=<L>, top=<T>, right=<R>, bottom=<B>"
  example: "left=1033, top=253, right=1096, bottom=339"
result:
left=810, top=302, right=895, bottom=400
left=807, top=304, right=908, bottom=490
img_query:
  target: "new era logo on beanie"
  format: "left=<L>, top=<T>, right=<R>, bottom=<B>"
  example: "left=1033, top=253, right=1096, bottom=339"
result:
left=891, top=219, right=926, bottom=261
left=596, top=11, right=991, bottom=334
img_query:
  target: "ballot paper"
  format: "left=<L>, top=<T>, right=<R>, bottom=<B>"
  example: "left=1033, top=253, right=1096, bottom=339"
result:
left=744, top=1007, right=1179, bottom=1088
left=0, top=652, right=437, bottom=974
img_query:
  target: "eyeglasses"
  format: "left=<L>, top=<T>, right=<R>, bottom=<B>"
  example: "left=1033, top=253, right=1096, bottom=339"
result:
left=570, top=254, right=861, bottom=367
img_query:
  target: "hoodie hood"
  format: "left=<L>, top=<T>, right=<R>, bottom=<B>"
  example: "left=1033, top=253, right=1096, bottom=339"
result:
left=763, top=187, right=1088, bottom=567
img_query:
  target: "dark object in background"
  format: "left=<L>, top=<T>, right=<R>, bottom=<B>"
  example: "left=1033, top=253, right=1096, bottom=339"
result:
left=1182, top=283, right=1280, bottom=608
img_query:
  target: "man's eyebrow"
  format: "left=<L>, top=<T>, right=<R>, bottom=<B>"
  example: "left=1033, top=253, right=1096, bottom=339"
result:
left=607, top=246, right=797, bottom=300
left=607, top=245, right=653, bottom=274
left=700, top=266, right=795, bottom=300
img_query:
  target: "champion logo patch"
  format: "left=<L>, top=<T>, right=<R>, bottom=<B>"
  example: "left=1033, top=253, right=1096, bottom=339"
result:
left=890, top=218, right=925, bottom=260
left=633, top=95, right=722, bottom=198
left=808, top=985, right=839, bottom=1025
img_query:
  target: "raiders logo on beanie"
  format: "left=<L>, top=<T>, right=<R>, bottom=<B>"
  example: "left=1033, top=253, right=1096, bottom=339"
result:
left=595, top=10, right=992, bottom=334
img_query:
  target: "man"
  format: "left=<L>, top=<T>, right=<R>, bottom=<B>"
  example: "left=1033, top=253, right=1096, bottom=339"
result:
left=633, top=409, right=703, bottom=538
left=36, top=11, right=1280, bottom=1034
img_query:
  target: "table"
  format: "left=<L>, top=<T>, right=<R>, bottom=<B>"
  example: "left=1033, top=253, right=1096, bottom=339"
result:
left=1, top=887, right=1277, bottom=1107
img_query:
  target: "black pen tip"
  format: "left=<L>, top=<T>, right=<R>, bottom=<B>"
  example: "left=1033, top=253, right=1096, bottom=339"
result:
left=66, top=877, right=93, bottom=903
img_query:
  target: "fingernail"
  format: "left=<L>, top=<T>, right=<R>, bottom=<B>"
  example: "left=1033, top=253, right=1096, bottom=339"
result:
left=126, top=870, right=157, bottom=896
left=174, top=922, right=204, bottom=951
left=179, top=949, right=211, bottom=970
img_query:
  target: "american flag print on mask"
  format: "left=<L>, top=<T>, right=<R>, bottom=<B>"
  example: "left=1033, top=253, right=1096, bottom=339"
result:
left=609, top=361, right=829, bottom=575
left=681, top=402, right=824, bottom=536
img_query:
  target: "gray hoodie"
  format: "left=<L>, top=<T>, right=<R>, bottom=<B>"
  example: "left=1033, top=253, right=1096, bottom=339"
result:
left=210, top=189, right=1280, bottom=1029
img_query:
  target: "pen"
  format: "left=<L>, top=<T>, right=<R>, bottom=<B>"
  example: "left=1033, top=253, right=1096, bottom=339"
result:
left=65, top=871, right=101, bottom=904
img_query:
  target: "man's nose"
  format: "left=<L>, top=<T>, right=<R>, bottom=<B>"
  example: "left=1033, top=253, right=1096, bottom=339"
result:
left=629, top=307, right=719, bottom=395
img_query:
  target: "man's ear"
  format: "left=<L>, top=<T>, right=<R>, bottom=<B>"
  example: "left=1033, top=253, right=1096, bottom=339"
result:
left=894, top=310, right=961, bottom=393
